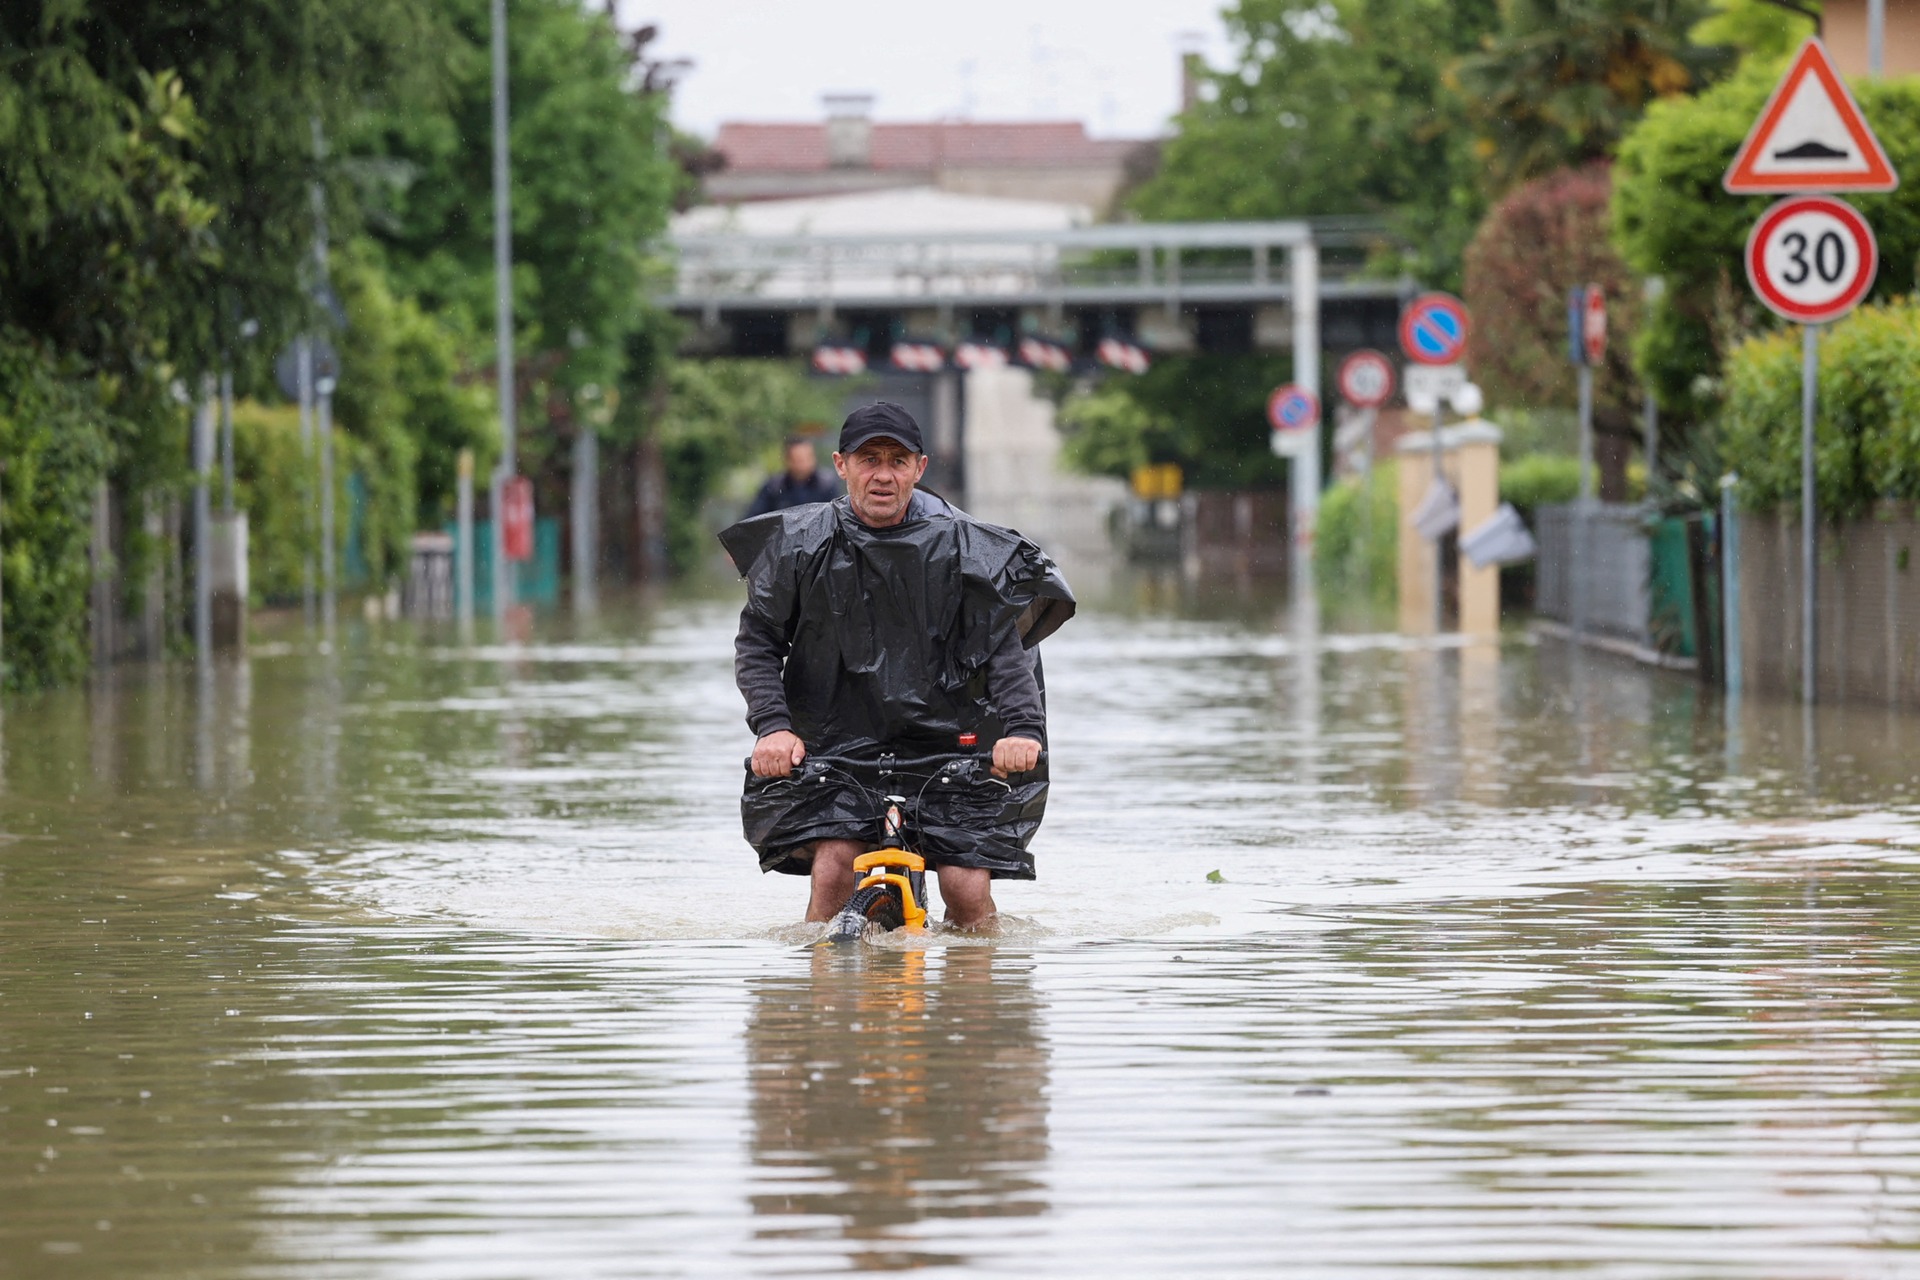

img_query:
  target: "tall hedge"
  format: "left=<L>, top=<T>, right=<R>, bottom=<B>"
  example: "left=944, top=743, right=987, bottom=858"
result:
left=1720, top=300, right=1920, bottom=517
left=0, top=335, right=117, bottom=689
left=1613, top=61, right=1920, bottom=428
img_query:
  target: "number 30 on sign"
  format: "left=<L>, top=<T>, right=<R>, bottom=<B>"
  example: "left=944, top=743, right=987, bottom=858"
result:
left=1745, top=194, right=1878, bottom=324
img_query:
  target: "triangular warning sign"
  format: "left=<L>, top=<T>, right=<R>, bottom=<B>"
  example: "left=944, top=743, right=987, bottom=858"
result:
left=1724, top=38, right=1898, bottom=193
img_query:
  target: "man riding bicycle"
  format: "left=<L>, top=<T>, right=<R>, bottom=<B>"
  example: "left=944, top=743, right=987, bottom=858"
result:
left=720, top=402, right=1074, bottom=930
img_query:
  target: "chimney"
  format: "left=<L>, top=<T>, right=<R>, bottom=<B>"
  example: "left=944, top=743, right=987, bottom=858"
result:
left=1177, top=32, right=1206, bottom=113
left=823, top=93, right=874, bottom=168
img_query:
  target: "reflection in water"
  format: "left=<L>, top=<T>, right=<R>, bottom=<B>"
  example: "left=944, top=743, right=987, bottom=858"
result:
left=745, top=946, right=1049, bottom=1272
left=7, top=586, right=1920, bottom=1277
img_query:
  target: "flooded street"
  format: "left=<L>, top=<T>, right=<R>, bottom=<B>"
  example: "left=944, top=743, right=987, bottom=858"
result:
left=7, top=578, right=1920, bottom=1278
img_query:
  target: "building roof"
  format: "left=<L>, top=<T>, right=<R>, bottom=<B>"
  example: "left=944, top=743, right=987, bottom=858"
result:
left=713, top=120, right=1142, bottom=173
left=672, top=186, right=1092, bottom=239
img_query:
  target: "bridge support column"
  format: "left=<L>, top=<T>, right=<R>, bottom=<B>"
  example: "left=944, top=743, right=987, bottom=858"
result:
left=1289, top=239, right=1321, bottom=598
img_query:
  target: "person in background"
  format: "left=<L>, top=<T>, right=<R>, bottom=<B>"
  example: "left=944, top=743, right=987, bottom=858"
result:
left=744, top=434, right=840, bottom=517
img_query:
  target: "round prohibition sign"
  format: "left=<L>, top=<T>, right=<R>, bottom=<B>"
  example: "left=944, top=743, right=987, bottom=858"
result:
left=1267, top=384, right=1321, bottom=433
left=1746, top=195, right=1878, bottom=323
left=1337, top=349, right=1395, bottom=409
left=1398, top=292, right=1470, bottom=366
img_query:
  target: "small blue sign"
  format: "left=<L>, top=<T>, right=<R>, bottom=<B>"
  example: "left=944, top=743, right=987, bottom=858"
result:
left=1568, top=287, right=1587, bottom=366
left=1267, top=384, right=1320, bottom=433
left=1398, top=293, right=1470, bottom=366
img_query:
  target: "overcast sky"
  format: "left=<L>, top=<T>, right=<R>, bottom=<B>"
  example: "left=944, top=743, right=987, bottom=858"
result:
left=613, top=0, right=1234, bottom=140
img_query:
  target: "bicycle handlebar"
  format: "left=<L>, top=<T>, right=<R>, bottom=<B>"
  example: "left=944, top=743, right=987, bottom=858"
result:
left=741, top=748, right=1047, bottom=775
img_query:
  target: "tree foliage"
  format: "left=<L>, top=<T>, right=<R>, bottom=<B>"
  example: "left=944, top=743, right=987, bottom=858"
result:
left=1721, top=301, right=1920, bottom=519
left=1613, top=63, right=1920, bottom=426
left=1452, top=0, right=1725, bottom=194
left=353, top=0, right=681, bottom=398
left=1058, top=356, right=1294, bottom=490
left=0, top=334, right=116, bottom=689
left=656, top=360, right=845, bottom=570
left=1128, top=0, right=1500, bottom=284
left=1463, top=162, right=1645, bottom=476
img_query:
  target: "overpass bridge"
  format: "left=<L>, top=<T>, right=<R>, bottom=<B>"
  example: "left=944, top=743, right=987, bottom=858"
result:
left=661, top=219, right=1413, bottom=362
left=657, top=219, right=1419, bottom=563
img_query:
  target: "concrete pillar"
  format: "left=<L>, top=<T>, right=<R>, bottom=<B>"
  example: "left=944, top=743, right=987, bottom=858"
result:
left=1395, top=418, right=1503, bottom=636
left=209, top=513, right=248, bottom=649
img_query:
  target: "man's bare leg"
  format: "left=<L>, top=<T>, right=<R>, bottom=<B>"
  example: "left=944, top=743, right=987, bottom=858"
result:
left=803, top=839, right=866, bottom=922
left=936, top=864, right=998, bottom=930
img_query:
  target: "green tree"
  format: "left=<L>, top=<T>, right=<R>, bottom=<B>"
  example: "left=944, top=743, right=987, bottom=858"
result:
left=653, top=360, right=845, bottom=571
left=1452, top=0, right=1726, bottom=195
left=1127, top=0, right=1500, bottom=285
left=1612, top=63, right=1920, bottom=428
left=1058, top=356, right=1294, bottom=490
left=353, top=0, right=681, bottom=400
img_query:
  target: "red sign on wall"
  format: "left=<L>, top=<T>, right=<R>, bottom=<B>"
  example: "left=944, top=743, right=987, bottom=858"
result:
left=502, top=476, right=535, bottom=562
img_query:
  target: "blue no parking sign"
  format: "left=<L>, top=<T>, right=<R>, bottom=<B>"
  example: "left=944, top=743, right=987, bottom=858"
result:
left=1398, top=293, right=1470, bottom=366
left=1267, top=384, right=1320, bottom=434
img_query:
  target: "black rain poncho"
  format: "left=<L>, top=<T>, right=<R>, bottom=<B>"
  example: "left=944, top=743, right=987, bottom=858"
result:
left=721, top=494, right=1075, bottom=879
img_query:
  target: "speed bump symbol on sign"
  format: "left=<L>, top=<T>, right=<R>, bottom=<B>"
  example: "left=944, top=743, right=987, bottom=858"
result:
left=1745, top=195, right=1878, bottom=324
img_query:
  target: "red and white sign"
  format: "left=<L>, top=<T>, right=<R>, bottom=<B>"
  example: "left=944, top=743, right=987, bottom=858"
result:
left=1724, top=38, right=1898, bottom=194
left=501, top=476, right=534, bottom=562
left=1336, top=349, right=1395, bottom=408
left=811, top=344, right=867, bottom=376
left=1267, top=384, right=1321, bottom=434
left=1398, top=293, right=1470, bottom=366
left=1017, top=336, right=1073, bottom=373
left=953, top=341, right=1007, bottom=370
left=1096, top=337, right=1150, bottom=374
left=1745, top=195, right=1878, bottom=323
left=1582, top=286, right=1607, bottom=365
left=890, top=341, right=946, bottom=372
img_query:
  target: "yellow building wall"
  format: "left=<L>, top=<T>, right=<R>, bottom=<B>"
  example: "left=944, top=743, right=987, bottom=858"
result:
left=1396, top=420, right=1503, bottom=637
left=1824, top=0, right=1920, bottom=77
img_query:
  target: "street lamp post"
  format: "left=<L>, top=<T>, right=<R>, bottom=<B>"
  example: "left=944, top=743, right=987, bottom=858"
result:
left=491, top=0, right=516, bottom=622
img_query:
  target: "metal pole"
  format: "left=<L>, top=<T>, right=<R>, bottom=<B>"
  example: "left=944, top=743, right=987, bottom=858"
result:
left=1574, top=362, right=1594, bottom=640
left=219, top=367, right=235, bottom=515
left=193, top=384, right=214, bottom=661
left=491, top=0, right=517, bottom=620
left=1801, top=324, right=1818, bottom=703
left=1720, top=474, right=1741, bottom=700
left=1431, top=399, right=1447, bottom=633
left=1869, top=0, right=1886, bottom=77
left=1289, top=240, right=1321, bottom=604
left=319, top=377, right=337, bottom=636
left=297, top=335, right=315, bottom=628
left=456, top=448, right=475, bottom=632
left=572, top=429, right=597, bottom=612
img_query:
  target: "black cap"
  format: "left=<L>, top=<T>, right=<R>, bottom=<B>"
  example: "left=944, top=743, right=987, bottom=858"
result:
left=837, top=402, right=925, bottom=456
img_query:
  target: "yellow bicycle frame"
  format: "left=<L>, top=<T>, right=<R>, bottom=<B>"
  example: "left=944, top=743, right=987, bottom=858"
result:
left=850, top=849, right=928, bottom=931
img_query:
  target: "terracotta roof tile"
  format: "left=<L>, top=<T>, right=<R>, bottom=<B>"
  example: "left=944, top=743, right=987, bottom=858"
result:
left=713, top=120, right=1139, bottom=173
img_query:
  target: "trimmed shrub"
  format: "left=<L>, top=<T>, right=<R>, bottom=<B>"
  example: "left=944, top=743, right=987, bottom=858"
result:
left=1720, top=300, right=1920, bottom=517
left=1315, top=461, right=1397, bottom=606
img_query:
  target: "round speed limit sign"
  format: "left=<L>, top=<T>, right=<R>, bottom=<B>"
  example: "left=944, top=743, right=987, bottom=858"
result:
left=1745, top=195, right=1878, bottom=324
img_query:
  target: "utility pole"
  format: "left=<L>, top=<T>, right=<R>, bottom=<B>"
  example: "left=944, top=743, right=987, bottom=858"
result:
left=193, top=383, right=214, bottom=661
left=297, top=335, right=315, bottom=627
left=491, top=0, right=517, bottom=622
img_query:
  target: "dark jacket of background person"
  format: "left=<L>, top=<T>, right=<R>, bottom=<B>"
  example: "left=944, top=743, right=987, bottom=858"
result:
left=743, top=467, right=841, bottom=518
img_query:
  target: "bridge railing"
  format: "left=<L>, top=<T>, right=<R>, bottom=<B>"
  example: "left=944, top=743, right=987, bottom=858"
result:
left=663, top=219, right=1397, bottom=312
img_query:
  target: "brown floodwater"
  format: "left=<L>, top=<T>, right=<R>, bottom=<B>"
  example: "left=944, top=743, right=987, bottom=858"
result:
left=5, top=574, right=1920, bottom=1277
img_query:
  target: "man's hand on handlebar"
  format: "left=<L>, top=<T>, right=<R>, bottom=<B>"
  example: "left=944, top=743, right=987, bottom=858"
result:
left=752, top=729, right=807, bottom=778
left=991, top=735, right=1043, bottom=779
